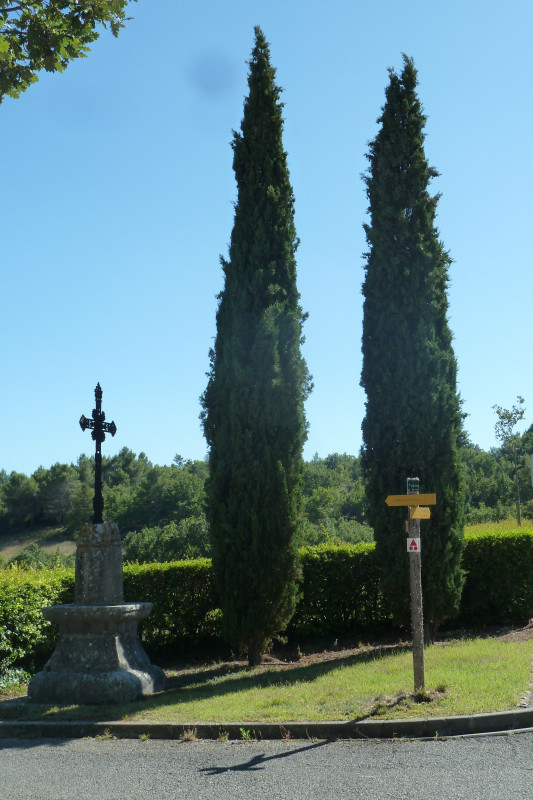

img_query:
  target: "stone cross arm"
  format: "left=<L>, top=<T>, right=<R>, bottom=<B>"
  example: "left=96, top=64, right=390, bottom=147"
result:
left=79, top=383, right=117, bottom=524
left=79, top=413, right=117, bottom=441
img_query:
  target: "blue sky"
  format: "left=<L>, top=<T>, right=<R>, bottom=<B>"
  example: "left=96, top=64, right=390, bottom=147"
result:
left=2, top=0, right=532, bottom=475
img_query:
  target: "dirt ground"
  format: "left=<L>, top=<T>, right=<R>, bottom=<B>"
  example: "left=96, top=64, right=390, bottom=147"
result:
left=267, top=619, right=533, bottom=665
left=162, top=620, right=533, bottom=681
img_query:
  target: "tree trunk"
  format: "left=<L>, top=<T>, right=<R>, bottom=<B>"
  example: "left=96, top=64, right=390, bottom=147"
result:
left=424, top=621, right=438, bottom=645
left=247, top=641, right=263, bottom=667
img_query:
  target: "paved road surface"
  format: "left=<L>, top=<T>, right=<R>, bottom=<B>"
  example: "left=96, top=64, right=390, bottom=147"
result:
left=1, top=733, right=532, bottom=800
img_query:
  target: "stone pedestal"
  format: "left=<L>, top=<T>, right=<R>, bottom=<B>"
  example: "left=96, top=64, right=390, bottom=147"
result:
left=28, top=523, right=166, bottom=705
left=75, top=521, right=124, bottom=604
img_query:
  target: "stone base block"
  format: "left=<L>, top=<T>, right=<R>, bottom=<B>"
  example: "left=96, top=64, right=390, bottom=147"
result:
left=28, top=603, right=167, bottom=705
left=28, top=667, right=165, bottom=706
left=75, top=522, right=124, bottom=605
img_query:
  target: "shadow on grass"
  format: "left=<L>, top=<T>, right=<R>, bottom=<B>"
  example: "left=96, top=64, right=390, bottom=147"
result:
left=0, top=643, right=411, bottom=723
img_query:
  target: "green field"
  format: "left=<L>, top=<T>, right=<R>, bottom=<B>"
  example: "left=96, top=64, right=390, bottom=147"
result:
left=464, top=519, right=533, bottom=535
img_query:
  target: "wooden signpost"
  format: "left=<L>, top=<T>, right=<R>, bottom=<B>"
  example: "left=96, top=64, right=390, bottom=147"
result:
left=385, top=478, right=436, bottom=692
left=385, top=493, right=436, bottom=507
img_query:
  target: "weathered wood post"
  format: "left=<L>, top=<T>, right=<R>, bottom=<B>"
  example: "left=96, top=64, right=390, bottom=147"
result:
left=385, top=481, right=436, bottom=693
left=406, top=477, right=425, bottom=691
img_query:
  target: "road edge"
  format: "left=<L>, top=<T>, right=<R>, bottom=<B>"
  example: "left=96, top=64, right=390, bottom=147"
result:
left=1, top=707, right=533, bottom=741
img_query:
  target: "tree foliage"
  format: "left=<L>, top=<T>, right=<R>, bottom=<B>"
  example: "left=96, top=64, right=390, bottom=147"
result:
left=123, top=516, right=210, bottom=563
left=0, top=447, right=149, bottom=534
left=360, top=56, right=465, bottom=632
left=6, top=541, right=74, bottom=569
left=493, top=396, right=526, bottom=525
left=1, top=471, right=39, bottom=528
left=460, top=445, right=513, bottom=521
left=116, top=463, right=205, bottom=532
left=201, top=27, right=311, bottom=665
left=2, top=442, right=531, bottom=561
left=0, top=449, right=370, bottom=549
left=0, top=0, right=134, bottom=102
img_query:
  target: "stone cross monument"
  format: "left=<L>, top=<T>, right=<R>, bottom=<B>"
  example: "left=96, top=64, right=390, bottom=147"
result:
left=28, top=384, right=166, bottom=705
left=79, top=381, right=116, bottom=524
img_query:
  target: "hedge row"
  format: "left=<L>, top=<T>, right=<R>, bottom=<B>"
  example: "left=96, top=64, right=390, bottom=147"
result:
left=458, top=529, right=533, bottom=624
left=288, top=543, right=386, bottom=637
left=1, top=530, right=532, bottom=671
left=0, top=568, right=74, bottom=671
left=123, top=559, right=220, bottom=649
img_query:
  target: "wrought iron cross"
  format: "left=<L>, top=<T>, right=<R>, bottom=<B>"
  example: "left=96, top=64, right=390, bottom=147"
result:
left=79, top=383, right=117, bottom=524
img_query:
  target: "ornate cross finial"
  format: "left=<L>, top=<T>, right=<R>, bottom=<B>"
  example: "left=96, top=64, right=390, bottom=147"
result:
left=80, top=383, right=117, bottom=524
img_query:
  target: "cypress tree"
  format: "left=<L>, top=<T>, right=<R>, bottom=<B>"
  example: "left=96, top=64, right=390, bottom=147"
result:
left=201, top=27, right=310, bottom=666
left=360, top=56, right=465, bottom=637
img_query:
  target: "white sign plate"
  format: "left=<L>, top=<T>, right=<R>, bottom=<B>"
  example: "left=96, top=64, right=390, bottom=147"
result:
left=407, top=537, right=421, bottom=553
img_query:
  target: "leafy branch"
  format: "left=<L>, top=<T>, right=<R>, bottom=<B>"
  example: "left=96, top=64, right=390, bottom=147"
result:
left=0, top=0, right=135, bottom=102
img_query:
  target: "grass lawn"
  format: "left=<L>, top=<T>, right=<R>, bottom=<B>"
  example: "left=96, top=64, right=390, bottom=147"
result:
left=465, top=519, right=533, bottom=534
left=0, top=526, right=76, bottom=560
left=2, top=634, right=531, bottom=724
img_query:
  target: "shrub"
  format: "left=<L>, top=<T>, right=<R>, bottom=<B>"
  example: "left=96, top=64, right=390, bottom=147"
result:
left=296, top=519, right=374, bottom=548
left=0, top=567, right=74, bottom=674
left=123, top=560, right=219, bottom=651
left=123, top=516, right=210, bottom=563
left=326, top=518, right=374, bottom=545
left=6, top=543, right=75, bottom=570
left=1, top=532, right=532, bottom=672
left=465, top=502, right=513, bottom=525
left=288, top=543, right=387, bottom=638
left=458, top=529, right=533, bottom=625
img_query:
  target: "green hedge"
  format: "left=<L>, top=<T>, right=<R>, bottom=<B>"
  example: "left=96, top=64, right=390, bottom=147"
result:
left=1, top=531, right=532, bottom=672
left=127, top=545, right=387, bottom=647
left=0, top=567, right=74, bottom=671
left=123, top=559, right=220, bottom=650
left=458, top=530, right=533, bottom=624
left=288, top=543, right=387, bottom=637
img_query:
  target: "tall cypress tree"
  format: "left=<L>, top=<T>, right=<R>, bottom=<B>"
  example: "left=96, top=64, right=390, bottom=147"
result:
left=201, top=27, right=310, bottom=666
left=360, top=56, right=465, bottom=636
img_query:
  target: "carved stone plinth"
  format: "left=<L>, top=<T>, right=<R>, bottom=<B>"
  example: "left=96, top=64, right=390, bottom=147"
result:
left=28, top=603, right=166, bottom=705
left=75, top=522, right=124, bottom=604
left=28, top=523, right=166, bottom=705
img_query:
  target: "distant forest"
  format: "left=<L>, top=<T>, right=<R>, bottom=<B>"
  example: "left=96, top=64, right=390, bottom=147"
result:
left=1, top=432, right=533, bottom=564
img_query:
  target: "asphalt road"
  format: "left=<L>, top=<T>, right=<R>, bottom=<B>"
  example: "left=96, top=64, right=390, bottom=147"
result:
left=1, top=733, right=532, bottom=800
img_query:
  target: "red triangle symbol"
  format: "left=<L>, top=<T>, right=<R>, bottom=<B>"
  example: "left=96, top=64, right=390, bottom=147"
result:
left=410, top=540, right=417, bottom=550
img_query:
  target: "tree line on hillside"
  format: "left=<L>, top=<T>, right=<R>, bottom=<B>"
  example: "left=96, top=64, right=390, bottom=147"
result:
left=1, top=437, right=532, bottom=559
left=0, top=449, right=367, bottom=555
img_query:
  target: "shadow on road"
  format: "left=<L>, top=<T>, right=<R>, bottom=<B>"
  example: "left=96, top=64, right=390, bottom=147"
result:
left=199, top=739, right=331, bottom=774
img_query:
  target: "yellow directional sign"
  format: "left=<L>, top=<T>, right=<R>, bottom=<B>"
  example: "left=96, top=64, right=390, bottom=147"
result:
left=409, top=506, right=431, bottom=520
left=385, top=493, right=436, bottom=507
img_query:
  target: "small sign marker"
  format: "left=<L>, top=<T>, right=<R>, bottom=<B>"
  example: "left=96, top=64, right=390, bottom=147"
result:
left=409, top=506, right=431, bottom=520
left=386, top=493, right=436, bottom=507
left=407, top=538, right=421, bottom=552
